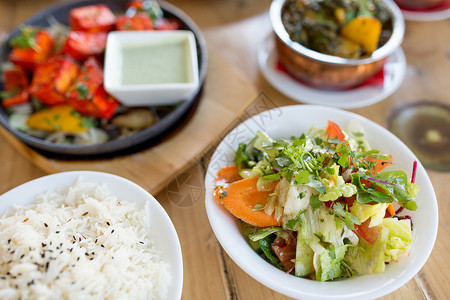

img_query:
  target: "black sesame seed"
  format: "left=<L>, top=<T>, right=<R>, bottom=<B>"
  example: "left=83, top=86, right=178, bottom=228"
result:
left=71, top=281, right=75, bottom=285
left=50, top=241, right=52, bottom=245
left=139, top=241, right=144, bottom=244
left=20, top=254, right=24, bottom=259
left=85, top=252, right=89, bottom=256
left=41, top=243, right=46, bottom=248
left=45, top=262, right=49, bottom=271
left=41, top=253, right=45, bottom=258
left=44, top=223, right=48, bottom=227
left=90, top=257, right=94, bottom=260
left=82, top=212, right=88, bottom=216
left=101, top=245, right=105, bottom=248
left=0, top=276, right=6, bottom=280
left=79, top=237, right=81, bottom=242
left=111, top=230, right=114, bottom=234
left=60, top=243, right=63, bottom=247
left=70, top=248, right=73, bottom=253
left=77, top=257, right=80, bottom=261
left=95, top=239, right=98, bottom=243
left=60, top=251, right=63, bottom=254
left=73, top=235, right=76, bottom=240
left=106, top=222, right=110, bottom=226
left=56, top=247, right=60, bottom=250
left=55, top=231, right=60, bottom=234
left=7, top=239, right=11, bottom=244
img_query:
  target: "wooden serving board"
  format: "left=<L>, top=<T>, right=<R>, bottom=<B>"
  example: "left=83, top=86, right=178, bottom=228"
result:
left=0, top=49, right=258, bottom=195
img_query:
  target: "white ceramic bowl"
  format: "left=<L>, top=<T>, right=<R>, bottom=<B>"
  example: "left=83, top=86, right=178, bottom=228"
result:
left=205, top=105, right=438, bottom=299
left=104, top=30, right=199, bottom=106
left=0, top=171, right=183, bottom=300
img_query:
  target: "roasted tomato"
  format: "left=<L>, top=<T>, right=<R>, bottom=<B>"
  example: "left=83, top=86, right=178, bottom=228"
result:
left=66, top=57, right=103, bottom=116
left=1, top=65, right=29, bottom=107
left=29, top=56, right=80, bottom=106
left=8, top=27, right=53, bottom=71
left=271, top=236, right=296, bottom=271
left=69, top=5, right=116, bottom=32
left=354, top=219, right=382, bottom=245
left=116, top=13, right=154, bottom=31
left=63, top=31, right=108, bottom=62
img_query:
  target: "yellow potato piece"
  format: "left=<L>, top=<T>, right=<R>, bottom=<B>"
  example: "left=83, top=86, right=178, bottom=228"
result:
left=27, top=105, right=88, bottom=133
left=341, top=16, right=382, bottom=54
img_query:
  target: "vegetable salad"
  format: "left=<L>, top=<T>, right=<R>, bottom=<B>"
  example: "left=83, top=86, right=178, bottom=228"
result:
left=214, top=121, right=418, bottom=281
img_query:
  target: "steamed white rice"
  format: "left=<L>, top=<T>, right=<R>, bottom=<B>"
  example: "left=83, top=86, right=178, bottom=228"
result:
left=0, top=178, right=171, bottom=300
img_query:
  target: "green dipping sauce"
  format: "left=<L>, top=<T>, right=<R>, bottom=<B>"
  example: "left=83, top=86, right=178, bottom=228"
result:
left=120, top=38, right=190, bottom=85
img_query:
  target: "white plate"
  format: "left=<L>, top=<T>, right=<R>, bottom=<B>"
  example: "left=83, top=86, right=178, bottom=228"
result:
left=0, top=171, right=183, bottom=300
left=258, top=35, right=406, bottom=109
left=205, top=105, right=438, bottom=300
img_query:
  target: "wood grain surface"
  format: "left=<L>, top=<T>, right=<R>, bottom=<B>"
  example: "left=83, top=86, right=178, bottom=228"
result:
left=0, top=1, right=449, bottom=299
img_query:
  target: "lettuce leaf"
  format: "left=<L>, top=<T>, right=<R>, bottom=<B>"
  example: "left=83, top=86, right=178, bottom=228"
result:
left=383, top=218, right=412, bottom=262
left=345, top=227, right=389, bottom=274
left=316, top=245, right=349, bottom=281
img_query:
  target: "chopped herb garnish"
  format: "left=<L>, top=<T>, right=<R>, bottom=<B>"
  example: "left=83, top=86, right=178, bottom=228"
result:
left=9, top=26, right=39, bottom=50
left=76, top=83, right=90, bottom=99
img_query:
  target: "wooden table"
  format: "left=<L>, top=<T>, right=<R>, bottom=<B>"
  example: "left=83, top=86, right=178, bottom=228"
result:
left=0, top=0, right=449, bottom=299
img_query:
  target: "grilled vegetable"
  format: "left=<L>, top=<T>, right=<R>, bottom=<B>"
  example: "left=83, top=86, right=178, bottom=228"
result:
left=62, top=31, right=108, bottom=61
left=69, top=5, right=116, bottom=32
left=0, top=65, right=29, bottom=107
left=26, top=104, right=87, bottom=132
left=116, top=13, right=154, bottom=31
left=8, top=27, right=53, bottom=70
left=29, top=56, right=80, bottom=106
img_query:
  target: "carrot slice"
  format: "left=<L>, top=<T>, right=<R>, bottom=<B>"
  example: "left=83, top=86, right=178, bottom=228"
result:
left=327, top=120, right=345, bottom=141
left=216, top=165, right=242, bottom=185
left=364, top=155, right=393, bottom=174
left=386, top=203, right=395, bottom=217
left=214, top=177, right=281, bottom=227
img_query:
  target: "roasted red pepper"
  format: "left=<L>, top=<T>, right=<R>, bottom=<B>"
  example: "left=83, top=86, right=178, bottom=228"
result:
left=29, top=56, right=80, bottom=106
left=116, top=13, right=154, bottom=31
left=63, top=31, right=107, bottom=62
left=69, top=5, right=116, bottom=32
left=1, top=65, right=29, bottom=107
left=8, top=27, right=53, bottom=71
